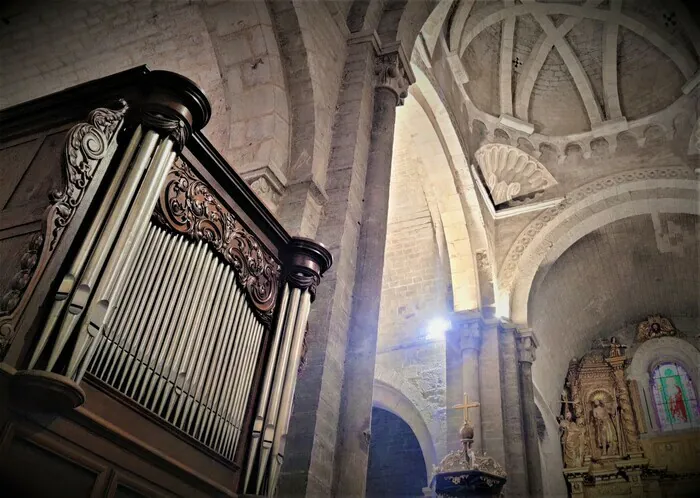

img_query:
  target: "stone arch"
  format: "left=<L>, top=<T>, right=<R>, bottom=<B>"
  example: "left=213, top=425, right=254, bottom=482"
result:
left=268, top=1, right=323, bottom=187
left=627, top=336, right=700, bottom=433
left=493, top=128, right=511, bottom=145
left=616, top=131, right=640, bottom=153
left=538, top=142, right=559, bottom=164
left=517, top=137, right=536, bottom=155
left=498, top=168, right=698, bottom=323
left=377, top=0, right=440, bottom=57
left=201, top=1, right=289, bottom=186
left=563, top=142, right=584, bottom=161
left=409, top=63, right=493, bottom=311
left=372, top=379, right=438, bottom=482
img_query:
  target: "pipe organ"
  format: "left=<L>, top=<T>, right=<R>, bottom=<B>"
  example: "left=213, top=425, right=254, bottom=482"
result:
left=0, top=68, right=331, bottom=497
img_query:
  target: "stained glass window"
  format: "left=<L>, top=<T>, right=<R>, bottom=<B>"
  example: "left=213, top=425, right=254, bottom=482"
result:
left=651, top=363, right=700, bottom=431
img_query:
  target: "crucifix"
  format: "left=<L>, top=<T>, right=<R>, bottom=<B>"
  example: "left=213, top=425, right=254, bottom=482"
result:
left=453, top=393, right=480, bottom=425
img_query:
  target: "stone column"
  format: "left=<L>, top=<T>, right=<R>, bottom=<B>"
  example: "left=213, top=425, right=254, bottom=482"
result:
left=452, top=311, right=483, bottom=450
left=279, top=35, right=378, bottom=498
left=607, top=356, right=643, bottom=457
left=517, top=329, right=544, bottom=498
left=332, top=49, right=410, bottom=498
left=498, top=322, right=528, bottom=497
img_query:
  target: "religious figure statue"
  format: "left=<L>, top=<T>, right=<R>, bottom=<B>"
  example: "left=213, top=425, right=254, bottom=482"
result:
left=558, top=411, right=587, bottom=467
left=608, top=337, right=625, bottom=358
left=591, top=399, right=618, bottom=456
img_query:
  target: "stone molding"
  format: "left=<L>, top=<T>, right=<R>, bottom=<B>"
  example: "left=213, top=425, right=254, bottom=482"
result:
left=474, top=143, right=558, bottom=205
left=498, top=166, right=696, bottom=292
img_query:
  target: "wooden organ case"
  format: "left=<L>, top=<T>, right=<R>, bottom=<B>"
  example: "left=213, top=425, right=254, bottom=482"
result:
left=0, top=68, right=331, bottom=498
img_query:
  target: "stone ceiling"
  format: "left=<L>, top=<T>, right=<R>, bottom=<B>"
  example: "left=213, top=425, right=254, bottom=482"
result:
left=452, top=0, right=699, bottom=137
left=528, top=213, right=699, bottom=407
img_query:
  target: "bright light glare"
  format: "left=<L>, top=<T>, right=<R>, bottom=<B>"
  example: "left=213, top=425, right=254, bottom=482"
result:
left=426, top=317, right=451, bottom=340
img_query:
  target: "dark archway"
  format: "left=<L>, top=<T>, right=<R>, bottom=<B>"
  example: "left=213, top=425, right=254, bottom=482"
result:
left=366, top=406, right=428, bottom=498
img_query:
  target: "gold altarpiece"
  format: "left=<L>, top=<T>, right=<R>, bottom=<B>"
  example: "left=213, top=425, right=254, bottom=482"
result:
left=559, top=317, right=700, bottom=497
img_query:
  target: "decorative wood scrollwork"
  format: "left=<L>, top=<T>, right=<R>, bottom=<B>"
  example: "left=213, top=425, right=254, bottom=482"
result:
left=50, top=101, right=129, bottom=250
left=0, top=102, right=128, bottom=359
left=153, top=158, right=281, bottom=322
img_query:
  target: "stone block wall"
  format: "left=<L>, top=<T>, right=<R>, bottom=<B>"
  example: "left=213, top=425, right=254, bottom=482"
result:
left=374, top=103, right=450, bottom=461
left=0, top=0, right=230, bottom=151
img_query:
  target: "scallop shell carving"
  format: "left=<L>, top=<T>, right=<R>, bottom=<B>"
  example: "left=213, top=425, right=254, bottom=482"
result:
left=475, top=143, right=558, bottom=205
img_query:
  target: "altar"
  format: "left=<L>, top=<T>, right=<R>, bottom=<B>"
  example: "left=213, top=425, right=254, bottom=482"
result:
left=558, top=317, right=700, bottom=497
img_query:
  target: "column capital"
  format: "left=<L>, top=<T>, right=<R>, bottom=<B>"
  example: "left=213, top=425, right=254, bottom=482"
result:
left=374, top=51, right=410, bottom=105
left=450, top=310, right=485, bottom=352
left=516, top=329, right=539, bottom=364
left=283, top=237, right=333, bottom=300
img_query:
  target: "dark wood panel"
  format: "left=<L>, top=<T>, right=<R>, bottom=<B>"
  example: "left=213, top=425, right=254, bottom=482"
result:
left=0, top=136, right=44, bottom=209
left=115, top=484, right=149, bottom=498
left=81, top=379, right=237, bottom=493
left=5, top=130, right=69, bottom=210
left=2, top=437, right=100, bottom=498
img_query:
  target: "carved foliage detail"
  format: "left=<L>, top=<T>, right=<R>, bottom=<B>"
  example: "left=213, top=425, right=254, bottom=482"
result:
left=50, top=101, right=128, bottom=250
left=475, top=143, right=558, bottom=205
left=0, top=233, right=44, bottom=316
left=154, top=158, right=281, bottom=321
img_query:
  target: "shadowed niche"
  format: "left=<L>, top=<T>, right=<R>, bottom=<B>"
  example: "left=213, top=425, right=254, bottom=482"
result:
left=366, top=406, right=428, bottom=497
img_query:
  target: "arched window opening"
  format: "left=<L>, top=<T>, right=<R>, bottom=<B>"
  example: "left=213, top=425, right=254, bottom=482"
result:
left=650, top=363, right=700, bottom=431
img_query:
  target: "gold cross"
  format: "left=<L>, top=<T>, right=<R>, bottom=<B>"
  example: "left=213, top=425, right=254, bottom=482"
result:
left=560, top=391, right=575, bottom=406
left=453, top=393, right=480, bottom=424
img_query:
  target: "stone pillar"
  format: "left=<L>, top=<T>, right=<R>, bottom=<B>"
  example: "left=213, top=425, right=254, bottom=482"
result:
left=479, top=318, right=506, bottom=467
left=452, top=311, right=483, bottom=450
left=517, top=329, right=544, bottom=498
left=278, top=35, right=378, bottom=498
left=498, top=322, right=528, bottom=497
left=279, top=33, right=413, bottom=498
left=332, top=49, right=410, bottom=498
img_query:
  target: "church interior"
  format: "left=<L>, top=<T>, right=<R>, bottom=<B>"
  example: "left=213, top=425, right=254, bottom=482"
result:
left=0, top=1, right=699, bottom=497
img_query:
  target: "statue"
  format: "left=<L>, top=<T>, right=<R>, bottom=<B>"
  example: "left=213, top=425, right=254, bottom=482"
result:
left=558, top=411, right=587, bottom=467
left=608, top=337, right=625, bottom=358
left=591, top=398, right=619, bottom=456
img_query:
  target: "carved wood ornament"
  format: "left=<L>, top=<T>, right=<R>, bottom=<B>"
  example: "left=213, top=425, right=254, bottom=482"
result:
left=0, top=102, right=128, bottom=359
left=153, top=158, right=282, bottom=323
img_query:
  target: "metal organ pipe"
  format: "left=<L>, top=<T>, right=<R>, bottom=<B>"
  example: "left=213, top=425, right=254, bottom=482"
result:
left=28, top=125, right=144, bottom=370
left=243, top=238, right=332, bottom=497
